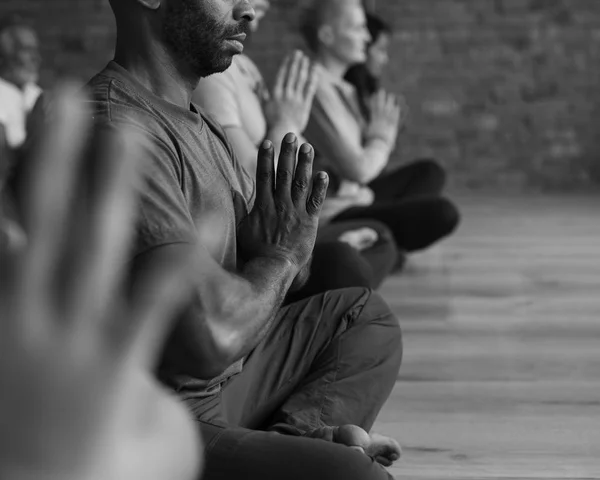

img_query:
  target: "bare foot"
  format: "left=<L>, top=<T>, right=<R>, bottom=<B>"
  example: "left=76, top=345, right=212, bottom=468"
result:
left=306, top=425, right=402, bottom=467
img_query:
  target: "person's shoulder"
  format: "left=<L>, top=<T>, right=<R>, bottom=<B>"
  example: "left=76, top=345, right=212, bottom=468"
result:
left=235, top=54, right=262, bottom=80
left=86, top=66, right=170, bottom=143
left=87, top=66, right=148, bottom=116
left=197, top=109, right=235, bottom=157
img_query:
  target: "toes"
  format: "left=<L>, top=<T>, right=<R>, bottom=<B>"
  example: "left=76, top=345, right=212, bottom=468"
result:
left=374, top=455, right=394, bottom=467
left=366, top=434, right=402, bottom=465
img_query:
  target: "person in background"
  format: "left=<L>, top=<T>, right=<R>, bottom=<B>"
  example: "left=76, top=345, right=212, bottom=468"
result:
left=194, top=0, right=400, bottom=298
left=0, top=15, right=42, bottom=155
left=344, top=12, right=453, bottom=212
left=302, top=0, right=460, bottom=255
left=344, top=12, right=392, bottom=121
left=87, top=0, right=403, bottom=478
left=0, top=85, right=202, bottom=480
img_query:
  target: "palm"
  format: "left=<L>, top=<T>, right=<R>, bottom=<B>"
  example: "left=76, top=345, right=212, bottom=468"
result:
left=0, top=87, right=201, bottom=480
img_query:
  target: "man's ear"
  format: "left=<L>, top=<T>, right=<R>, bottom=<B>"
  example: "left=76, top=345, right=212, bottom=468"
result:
left=317, top=24, right=335, bottom=48
left=136, top=0, right=161, bottom=10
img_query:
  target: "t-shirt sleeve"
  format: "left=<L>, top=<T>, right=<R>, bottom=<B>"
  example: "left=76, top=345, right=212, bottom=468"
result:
left=193, top=71, right=242, bottom=130
left=95, top=113, right=197, bottom=258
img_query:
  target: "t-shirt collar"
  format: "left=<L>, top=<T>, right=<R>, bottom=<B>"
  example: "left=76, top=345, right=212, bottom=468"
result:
left=101, top=61, right=202, bottom=126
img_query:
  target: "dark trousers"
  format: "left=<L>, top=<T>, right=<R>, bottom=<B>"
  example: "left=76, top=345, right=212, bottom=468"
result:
left=287, top=220, right=399, bottom=303
left=190, top=288, right=403, bottom=480
left=333, top=159, right=460, bottom=252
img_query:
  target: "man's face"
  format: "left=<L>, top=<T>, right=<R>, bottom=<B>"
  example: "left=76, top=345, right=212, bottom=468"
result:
left=327, top=5, right=371, bottom=66
left=248, top=0, right=270, bottom=33
left=0, top=27, right=41, bottom=87
left=161, top=0, right=254, bottom=78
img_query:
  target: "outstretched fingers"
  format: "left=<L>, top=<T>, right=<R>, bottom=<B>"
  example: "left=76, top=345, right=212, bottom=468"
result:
left=22, top=85, right=90, bottom=304
left=293, top=52, right=309, bottom=97
left=306, top=171, right=329, bottom=217
left=273, top=54, right=292, bottom=99
left=69, top=124, right=143, bottom=327
left=291, top=143, right=314, bottom=206
left=303, top=64, right=319, bottom=105
left=254, top=140, right=276, bottom=207
left=275, top=133, right=297, bottom=202
left=285, top=51, right=302, bottom=98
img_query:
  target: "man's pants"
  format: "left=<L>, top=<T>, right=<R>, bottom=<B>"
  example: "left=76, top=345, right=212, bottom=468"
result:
left=188, top=288, right=403, bottom=480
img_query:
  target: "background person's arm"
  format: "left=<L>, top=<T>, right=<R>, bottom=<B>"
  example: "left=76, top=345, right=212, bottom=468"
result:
left=194, top=51, right=317, bottom=174
left=306, top=87, right=399, bottom=185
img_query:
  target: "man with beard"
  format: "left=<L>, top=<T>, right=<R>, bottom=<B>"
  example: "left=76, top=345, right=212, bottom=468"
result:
left=193, top=0, right=402, bottom=299
left=87, top=1, right=403, bottom=479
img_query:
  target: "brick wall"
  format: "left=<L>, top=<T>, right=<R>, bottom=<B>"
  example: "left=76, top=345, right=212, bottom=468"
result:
left=2, top=0, right=599, bottom=191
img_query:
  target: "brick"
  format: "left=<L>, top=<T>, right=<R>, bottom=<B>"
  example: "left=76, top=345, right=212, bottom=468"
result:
left=1, top=0, right=598, bottom=191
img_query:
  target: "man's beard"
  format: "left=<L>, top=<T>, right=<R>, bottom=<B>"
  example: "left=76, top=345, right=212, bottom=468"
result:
left=162, top=0, right=250, bottom=78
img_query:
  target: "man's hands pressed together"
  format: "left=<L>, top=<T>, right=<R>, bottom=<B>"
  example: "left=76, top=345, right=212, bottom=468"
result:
left=238, top=132, right=328, bottom=275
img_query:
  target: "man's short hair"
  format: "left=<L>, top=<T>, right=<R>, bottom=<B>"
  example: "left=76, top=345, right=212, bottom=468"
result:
left=299, top=0, right=362, bottom=53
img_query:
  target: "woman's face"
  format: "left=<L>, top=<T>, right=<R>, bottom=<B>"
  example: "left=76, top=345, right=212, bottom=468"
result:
left=327, top=5, right=371, bottom=66
left=249, top=0, right=270, bottom=33
left=365, top=32, right=390, bottom=78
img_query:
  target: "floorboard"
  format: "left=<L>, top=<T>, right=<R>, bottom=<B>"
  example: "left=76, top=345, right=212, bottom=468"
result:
left=375, top=195, right=600, bottom=479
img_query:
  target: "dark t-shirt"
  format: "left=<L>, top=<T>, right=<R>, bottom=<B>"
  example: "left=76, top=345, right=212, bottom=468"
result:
left=87, top=62, right=255, bottom=398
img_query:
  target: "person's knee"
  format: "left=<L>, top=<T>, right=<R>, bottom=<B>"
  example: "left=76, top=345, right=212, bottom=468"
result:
left=413, top=158, right=447, bottom=186
left=361, top=292, right=403, bottom=360
left=437, top=197, right=461, bottom=235
left=314, top=242, right=374, bottom=289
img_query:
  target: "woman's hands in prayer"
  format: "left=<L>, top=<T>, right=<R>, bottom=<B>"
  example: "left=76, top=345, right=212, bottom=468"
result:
left=366, top=90, right=403, bottom=146
left=264, top=50, right=318, bottom=136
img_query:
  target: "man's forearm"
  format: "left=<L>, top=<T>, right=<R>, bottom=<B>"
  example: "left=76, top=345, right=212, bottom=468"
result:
left=229, top=255, right=298, bottom=353
left=179, top=253, right=298, bottom=377
left=132, top=244, right=298, bottom=379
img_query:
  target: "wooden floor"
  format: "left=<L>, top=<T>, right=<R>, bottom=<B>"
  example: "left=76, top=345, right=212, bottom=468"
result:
left=375, top=195, right=600, bottom=480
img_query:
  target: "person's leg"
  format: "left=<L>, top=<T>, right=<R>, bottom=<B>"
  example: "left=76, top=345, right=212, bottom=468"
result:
left=370, top=158, right=447, bottom=201
left=317, top=220, right=402, bottom=286
left=220, top=288, right=402, bottom=435
left=332, top=197, right=460, bottom=252
left=198, top=422, right=395, bottom=480
left=285, top=242, right=374, bottom=304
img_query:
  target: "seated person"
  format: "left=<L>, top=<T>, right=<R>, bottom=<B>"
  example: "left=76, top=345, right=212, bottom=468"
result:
left=0, top=15, right=42, bottom=157
left=345, top=13, right=452, bottom=207
left=87, top=1, right=403, bottom=480
left=301, top=0, right=460, bottom=254
left=193, top=0, right=400, bottom=293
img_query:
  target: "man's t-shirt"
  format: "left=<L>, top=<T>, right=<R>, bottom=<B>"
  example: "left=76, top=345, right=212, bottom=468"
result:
left=87, top=61, right=255, bottom=399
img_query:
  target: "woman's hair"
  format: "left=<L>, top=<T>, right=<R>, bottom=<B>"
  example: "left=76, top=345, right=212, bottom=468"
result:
left=365, top=12, right=392, bottom=47
left=344, top=12, right=392, bottom=119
